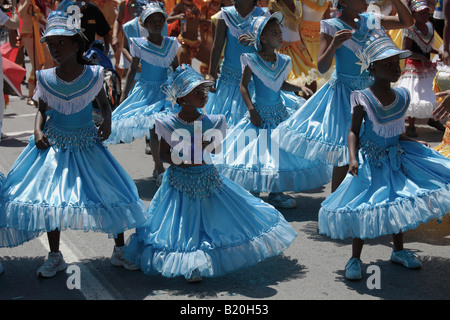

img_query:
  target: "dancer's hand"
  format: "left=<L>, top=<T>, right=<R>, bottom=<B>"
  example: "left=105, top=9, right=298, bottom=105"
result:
left=249, top=109, right=262, bottom=127
left=331, top=29, right=353, bottom=50
left=35, top=130, right=50, bottom=149
left=205, top=74, right=216, bottom=93
left=348, top=159, right=358, bottom=177
left=433, top=90, right=450, bottom=120
left=98, top=119, right=111, bottom=141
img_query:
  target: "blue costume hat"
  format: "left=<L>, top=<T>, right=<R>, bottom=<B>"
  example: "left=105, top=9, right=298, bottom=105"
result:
left=161, top=64, right=214, bottom=103
left=140, top=1, right=167, bottom=23
left=40, top=0, right=87, bottom=43
left=245, top=12, right=284, bottom=50
left=355, top=34, right=411, bottom=73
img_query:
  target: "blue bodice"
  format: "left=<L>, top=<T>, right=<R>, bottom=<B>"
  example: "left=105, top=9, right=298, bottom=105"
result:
left=223, top=31, right=257, bottom=71
left=140, top=62, right=169, bottom=83
left=129, top=36, right=180, bottom=83
left=48, top=104, right=94, bottom=129
left=253, top=75, right=280, bottom=103
left=352, top=87, right=410, bottom=168
left=321, top=13, right=386, bottom=78
left=220, top=6, right=269, bottom=71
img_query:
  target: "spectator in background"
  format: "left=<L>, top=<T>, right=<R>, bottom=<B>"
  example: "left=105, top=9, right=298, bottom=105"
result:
left=76, top=0, right=111, bottom=51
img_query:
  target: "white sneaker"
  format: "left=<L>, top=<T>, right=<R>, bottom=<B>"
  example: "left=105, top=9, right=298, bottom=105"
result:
left=390, top=249, right=422, bottom=269
left=37, top=251, right=68, bottom=278
left=110, top=246, right=140, bottom=271
left=345, top=257, right=363, bottom=280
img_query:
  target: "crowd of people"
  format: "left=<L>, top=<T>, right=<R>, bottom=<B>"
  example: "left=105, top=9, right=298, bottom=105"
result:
left=0, top=0, right=450, bottom=286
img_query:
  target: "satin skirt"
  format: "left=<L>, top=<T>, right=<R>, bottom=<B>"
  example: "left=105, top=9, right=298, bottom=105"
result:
left=106, top=79, right=177, bottom=144
left=0, top=172, right=40, bottom=247
left=274, top=72, right=373, bottom=167
left=1, top=137, right=149, bottom=238
left=124, top=165, right=297, bottom=279
left=319, top=141, right=450, bottom=240
left=205, top=61, right=254, bottom=127
left=214, top=96, right=332, bottom=193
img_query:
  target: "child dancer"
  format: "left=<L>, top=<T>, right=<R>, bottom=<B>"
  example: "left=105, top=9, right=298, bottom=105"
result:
left=318, top=36, right=450, bottom=280
left=214, top=13, right=331, bottom=209
left=273, top=0, right=413, bottom=192
left=205, top=0, right=269, bottom=126
left=395, top=0, right=444, bottom=138
left=0, top=1, right=149, bottom=278
left=124, top=64, right=297, bottom=282
left=106, top=1, right=180, bottom=181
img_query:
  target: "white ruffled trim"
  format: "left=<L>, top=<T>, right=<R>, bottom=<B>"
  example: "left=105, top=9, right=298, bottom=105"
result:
left=130, top=37, right=180, bottom=68
left=273, top=124, right=350, bottom=167
left=319, top=185, right=450, bottom=240
left=350, top=91, right=407, bottom=138
left=124, top=211, right=297, bottom=278
left=240, top=54, right=291, bottom=92
left=219, top=9, right=247, bottom=38
left=1, top=198, right=148, bottom=238
left=33, top=67, right=104, bottom=115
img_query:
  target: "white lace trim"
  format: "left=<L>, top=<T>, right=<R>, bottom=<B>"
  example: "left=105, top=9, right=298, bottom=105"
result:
left=33, top=67, right=104, bottom=115
left=218, top=7, right=269, bottom=39
left=129, top=37, right=180, bottom=68
left=351, top=89, right=408, bottom=138
left=241, top=54, right=291, bottom=92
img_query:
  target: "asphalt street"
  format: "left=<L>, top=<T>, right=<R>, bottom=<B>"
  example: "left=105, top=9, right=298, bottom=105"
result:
left=0, top=70, right=449, bottom=304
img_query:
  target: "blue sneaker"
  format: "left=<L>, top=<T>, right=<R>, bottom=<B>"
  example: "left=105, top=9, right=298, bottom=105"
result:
left=345, top=258, right=363, bottom=280
left=390, top=250, right=422, bottom=269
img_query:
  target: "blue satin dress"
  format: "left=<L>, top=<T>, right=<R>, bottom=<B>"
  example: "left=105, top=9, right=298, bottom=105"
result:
left=274, top=13, right=386, bottom=167
left=0, top=65, right=149, bottom=238
left=106, top=36, right=180, bottom=144
left=204, top=6, right=268, bottom=127
left=214, top=52, right=332, bottom=193
left=319, top=87, right=450, bottom=240
left=124, top=114, right=297, bottom=279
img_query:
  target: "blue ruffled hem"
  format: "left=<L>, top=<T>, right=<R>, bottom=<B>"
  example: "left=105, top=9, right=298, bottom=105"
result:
left=1, top=199, right=149, bottom=238
left=0, top=227, right=41, bottom=248
left=216, top=163, right=332, bottom=193
left=318, top=185, right=450, bottom=240
left=124, top=215, right=297, bottom=279
left=274, top=125, right=349, bottom=167
left=105, top=114, right=158, bottom=144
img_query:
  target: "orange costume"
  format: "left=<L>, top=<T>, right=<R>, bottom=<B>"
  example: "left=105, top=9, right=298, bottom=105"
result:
left=433, top=64, right=450, bottom=157
left=269, top=0, right=316, bottom=86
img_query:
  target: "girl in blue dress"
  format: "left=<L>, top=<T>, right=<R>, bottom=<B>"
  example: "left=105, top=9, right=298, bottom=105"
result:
left=106, top=1, right=180, bottom=181
left=318, top=36, right=450, bottom=280
left=214, top=13, right=332, bottom=209
left=273, top=0, right=413, bottom=192
left=0, top=1, right=149, bottom=278
left=124, top=65, right=297, bottom=282
left=204, top=0, right=269, bottom=126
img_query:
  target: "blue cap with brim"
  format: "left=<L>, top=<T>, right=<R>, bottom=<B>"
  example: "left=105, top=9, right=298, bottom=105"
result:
left=141, top=1, right=167, bottom=24
left=356, top=34, right=411, bottom=72
left=162, top=64, right=214, bottom=103
left=40, top=0, right=87, bottom=43
left=248, top=12, right=284, bottom=50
